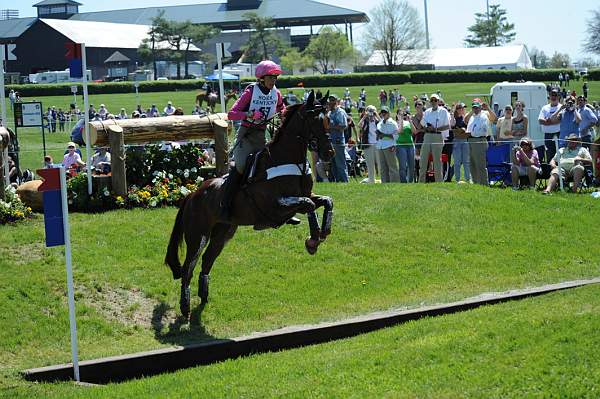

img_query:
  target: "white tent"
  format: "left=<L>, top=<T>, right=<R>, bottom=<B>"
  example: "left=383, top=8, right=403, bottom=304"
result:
left=366, top=45, right=532, bottom=70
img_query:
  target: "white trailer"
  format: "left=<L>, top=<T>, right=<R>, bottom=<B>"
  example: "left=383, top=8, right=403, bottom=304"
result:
left=490, top=81, right=548, bottom=149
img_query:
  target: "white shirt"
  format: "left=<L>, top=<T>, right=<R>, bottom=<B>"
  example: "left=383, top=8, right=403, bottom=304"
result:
left=376, top=118, right=398, bottom=150
left=466, top=112, right=489, bottom=137
left=423, top=107, right=450, bottom=132
left=538, top=103, right=561, bottom=134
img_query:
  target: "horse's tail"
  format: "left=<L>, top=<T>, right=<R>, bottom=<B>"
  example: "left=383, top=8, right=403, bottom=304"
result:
left=164, top=194, right=190, bottom=280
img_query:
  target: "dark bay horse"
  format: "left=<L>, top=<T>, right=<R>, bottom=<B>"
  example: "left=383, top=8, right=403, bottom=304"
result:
left=165, top=91, right=335, bottom=318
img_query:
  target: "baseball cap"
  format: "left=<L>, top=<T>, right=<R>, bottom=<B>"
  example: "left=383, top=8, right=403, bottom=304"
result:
left=566, top=133, right=579, bottom=140
left=430, top=93, right=440, bottom=100
left=472, top=101, right=481, bottom=107
left=550, top=88, right=559, bottom=95
left=328, top=94, right=339, bottom=101
left=380, top=106, right=389, bottom=113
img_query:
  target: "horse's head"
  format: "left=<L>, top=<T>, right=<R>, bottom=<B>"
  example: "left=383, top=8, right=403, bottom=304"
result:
left=301, top=90, right=335, bottom=162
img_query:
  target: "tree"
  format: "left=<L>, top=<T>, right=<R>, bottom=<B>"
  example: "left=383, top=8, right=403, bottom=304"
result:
left=548, top=52, right=571, bottom=69
left=241, top=12, right=287, bottom=63
left=583, top=8, right=600, bottom=56
left=138, top=10, right=165, bottom=79
left=363, top=0, right=426, bottom=71
left=279, top=48, right=314, bottom=74
left=182, top=24, right=219, bottom=78
left=464, top=4, right=516, bottom=47
left=527, top=46, right=549, bottom=69
left=304, top=26, right=355, bottom=74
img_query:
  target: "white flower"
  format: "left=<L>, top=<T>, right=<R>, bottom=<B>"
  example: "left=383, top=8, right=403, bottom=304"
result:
left=103, top=188, right=110, bottom=197
left=196, top=176, right=204, bottom=184
left=183, top=171, right=189, bottom=179
left=180, top=186, right=190, bottom=196
left=152, top=170, right=160, bottom=176
left=190, top=167, right=197, bottom=173
left=168, top=173, right=173, bottom=179
left=149, top=200, right=157, bottom=207
left=177, top=169, right=182, bottom=174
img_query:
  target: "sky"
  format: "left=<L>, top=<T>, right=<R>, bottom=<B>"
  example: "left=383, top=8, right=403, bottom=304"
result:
left=4, top=0, right=599, bottom=62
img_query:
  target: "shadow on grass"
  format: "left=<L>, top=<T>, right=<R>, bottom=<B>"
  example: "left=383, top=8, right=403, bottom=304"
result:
left=151, top=301, right=218, bottom=346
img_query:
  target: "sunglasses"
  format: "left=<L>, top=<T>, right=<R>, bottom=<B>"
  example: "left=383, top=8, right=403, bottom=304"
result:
left=430, top=98, right=438, bottom=102
left=68, top=146, right=75, bottom=149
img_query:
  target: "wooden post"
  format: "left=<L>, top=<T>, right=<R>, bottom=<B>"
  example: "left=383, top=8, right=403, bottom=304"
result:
left=213, top=120, right=229, bottom=176
left=0, top=127, right=11, bottom=200
left=108, top=125, right=127, bottom=197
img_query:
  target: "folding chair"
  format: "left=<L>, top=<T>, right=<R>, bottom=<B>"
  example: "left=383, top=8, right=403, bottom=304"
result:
left=520, top=163, right=552, bottom=190
left=486, top=143, right=512, bottom=187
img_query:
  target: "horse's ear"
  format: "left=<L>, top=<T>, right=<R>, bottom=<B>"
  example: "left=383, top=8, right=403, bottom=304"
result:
left=306, top=90, right=315, bottom=108
left=321, top=90, right=330, bottom=107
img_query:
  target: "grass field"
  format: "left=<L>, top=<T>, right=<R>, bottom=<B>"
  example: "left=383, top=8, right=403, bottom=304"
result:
left=1, top=183, right=599, bottom=396
left=4, top=80, right=600, bottom=173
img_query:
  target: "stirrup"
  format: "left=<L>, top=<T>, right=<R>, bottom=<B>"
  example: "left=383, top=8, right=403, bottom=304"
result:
left=286, top=217, right=301, bottom=225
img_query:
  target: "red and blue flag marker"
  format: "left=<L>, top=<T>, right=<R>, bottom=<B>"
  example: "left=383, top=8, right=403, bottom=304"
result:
left=37, top=167, right=80, bottom=381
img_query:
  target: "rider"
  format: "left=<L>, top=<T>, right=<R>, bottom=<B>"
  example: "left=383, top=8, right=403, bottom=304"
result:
left=221, top=60, right=287, bottom=220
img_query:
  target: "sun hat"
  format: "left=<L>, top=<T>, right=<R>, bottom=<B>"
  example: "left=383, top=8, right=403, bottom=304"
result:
left=566, top=133, right=579, bottom=140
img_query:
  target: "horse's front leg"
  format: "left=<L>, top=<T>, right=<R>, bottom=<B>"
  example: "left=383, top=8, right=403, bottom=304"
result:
left=310, top=195, right=333, bottom=241
left=277, top=197, right=320, bottom=254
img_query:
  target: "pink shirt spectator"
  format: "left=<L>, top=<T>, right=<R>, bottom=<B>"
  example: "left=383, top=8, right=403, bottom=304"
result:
left=62, top=152, right=83, bottom=168
left=515, top=149, right=540, bottom=167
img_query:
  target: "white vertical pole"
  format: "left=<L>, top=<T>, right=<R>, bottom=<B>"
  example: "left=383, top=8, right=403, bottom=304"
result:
left=216, top=43, right=226, bottom=113
left=0, top=46, right=9, bottom=186
left=81, top=43, right=92, bottom=195
left=423, top=0, right=430, bottom=50
left=60, top=166, right=80, bottom=382
left=555, top=136, right=564, bottom=191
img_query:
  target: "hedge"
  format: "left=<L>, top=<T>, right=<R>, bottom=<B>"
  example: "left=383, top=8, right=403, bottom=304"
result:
left=5, top=79, right=208, bottom=97
left=5, top=68, right=595, bottom=96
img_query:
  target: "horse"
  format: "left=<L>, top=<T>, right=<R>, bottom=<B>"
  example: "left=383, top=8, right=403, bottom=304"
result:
left=195, top=91, right=238, bottom=113
left=165, top=90, right=335, bottom=318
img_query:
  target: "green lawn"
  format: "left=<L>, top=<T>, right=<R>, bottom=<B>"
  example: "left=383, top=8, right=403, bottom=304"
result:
left=4, top=80, right=600, bottom=173
left=1, top=183, right=599, bottom=395
left=8, top=284, right=599, bottom=398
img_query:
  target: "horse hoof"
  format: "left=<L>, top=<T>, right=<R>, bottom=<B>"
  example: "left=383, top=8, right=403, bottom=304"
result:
left=305, top=238, right=319, bottom=255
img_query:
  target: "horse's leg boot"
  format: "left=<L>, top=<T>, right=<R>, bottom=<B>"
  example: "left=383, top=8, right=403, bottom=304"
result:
left=220, top=166, right=242, bottom=221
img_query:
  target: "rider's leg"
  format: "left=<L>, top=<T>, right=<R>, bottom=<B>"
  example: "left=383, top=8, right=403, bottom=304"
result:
left=220, top=164, right=243, bottom=221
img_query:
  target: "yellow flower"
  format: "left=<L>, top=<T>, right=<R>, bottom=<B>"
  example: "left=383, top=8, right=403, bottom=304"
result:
left=116, top=196, right=124, bottom=202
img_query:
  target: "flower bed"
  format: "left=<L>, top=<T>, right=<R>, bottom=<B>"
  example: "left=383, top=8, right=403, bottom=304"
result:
left=1, top=186, right=33, bottom=224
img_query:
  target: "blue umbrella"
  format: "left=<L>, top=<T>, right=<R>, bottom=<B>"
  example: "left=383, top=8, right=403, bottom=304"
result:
left=204, top=72, right=240, bottom=81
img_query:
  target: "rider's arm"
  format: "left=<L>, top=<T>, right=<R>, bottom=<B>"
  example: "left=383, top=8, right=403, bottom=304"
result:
left=227, top=86, right=253, bottom=120
left=275, top=90, right=286, bottom=115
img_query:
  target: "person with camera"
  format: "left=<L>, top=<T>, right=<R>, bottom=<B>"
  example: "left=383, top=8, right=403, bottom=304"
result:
left=576, top=95, right=598, bottom=151
left=358, top=105, right=380, bottom=183
left=327, top=94, right=349, bottom=183
left=375, top=106, right=400, bottom=183
left=550, top=95, right=581, bottom=147
left=511, top=138, right=541, bottom=190
left=395, top=108, right=416, bottom=183
left=419, top=94, right=449, bottom=183
left=538, top=88, right=562, bottom=162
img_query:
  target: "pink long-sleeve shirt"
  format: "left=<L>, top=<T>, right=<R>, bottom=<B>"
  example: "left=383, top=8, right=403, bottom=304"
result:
left=227, top=83, right=286, bottom=129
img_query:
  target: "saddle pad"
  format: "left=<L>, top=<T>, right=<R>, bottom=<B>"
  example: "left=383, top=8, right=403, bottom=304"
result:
left=266, top=162, right=311, bottom=180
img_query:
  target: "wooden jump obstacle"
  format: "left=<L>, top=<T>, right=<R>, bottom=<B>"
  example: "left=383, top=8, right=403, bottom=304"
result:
left=0, top=126, right=14, bottom=200
left=87, top=114, right=230, bottom=196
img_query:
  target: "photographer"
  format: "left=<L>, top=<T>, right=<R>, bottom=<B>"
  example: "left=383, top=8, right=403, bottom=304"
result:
left=550, top=96, right=581, bottom=147
left=576, top=95, right=598, bottom=150
left=419, top=94, right=449, bottom=183
left=375, top=106, right=400, bottom=183
left=511, top=138, right=541, bottom=190
left=358, top=105, right=380, bottom=183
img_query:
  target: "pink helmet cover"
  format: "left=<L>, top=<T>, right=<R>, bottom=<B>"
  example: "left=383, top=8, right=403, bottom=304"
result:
left=255, top=60, right=282, bottom=78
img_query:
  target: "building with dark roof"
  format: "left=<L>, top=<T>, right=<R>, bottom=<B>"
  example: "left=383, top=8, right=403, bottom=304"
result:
left=0, top=0, right=368, bottom=80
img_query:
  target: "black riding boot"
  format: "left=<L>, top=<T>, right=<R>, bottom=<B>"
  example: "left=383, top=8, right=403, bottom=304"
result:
left=220, top=166, right=242, bottom=221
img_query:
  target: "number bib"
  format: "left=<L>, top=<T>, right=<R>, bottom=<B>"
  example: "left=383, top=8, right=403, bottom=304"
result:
left=247, top=83, right=278, bottom=121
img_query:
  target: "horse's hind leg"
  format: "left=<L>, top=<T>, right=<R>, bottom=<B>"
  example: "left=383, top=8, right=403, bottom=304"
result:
left=180, top=233, right=208, bottom=318
left=198, top=223, right=237, bottom=303
left=311, top=195, right=334, bottom=240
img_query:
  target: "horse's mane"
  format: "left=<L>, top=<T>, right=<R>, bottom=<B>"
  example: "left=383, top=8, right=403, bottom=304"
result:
left=269, top=103, right=304, bottom=145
